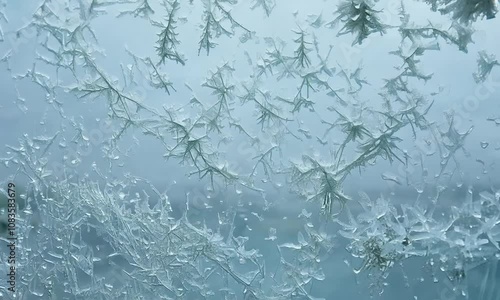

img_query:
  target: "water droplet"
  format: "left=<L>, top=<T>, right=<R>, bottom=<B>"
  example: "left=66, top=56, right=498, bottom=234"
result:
left=480, top=141, right=489, bottom=149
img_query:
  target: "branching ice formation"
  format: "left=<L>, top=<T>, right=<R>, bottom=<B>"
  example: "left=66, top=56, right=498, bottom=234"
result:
left=0, top=0, right=498, bottom=299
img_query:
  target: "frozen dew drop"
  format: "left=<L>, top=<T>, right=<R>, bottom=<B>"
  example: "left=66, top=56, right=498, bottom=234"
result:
left=381, top=172, right=401, bottom=185
left=480, top=141, right=489, bottom=149
left=415, top=185, right=424, bottom=194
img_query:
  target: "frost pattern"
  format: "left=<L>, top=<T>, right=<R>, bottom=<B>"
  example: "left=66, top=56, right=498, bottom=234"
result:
left=0, top=0, right=498, bottom=299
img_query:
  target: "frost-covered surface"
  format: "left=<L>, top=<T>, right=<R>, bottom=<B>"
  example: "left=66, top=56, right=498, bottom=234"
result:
left=0, top=0, right=499, bottom=299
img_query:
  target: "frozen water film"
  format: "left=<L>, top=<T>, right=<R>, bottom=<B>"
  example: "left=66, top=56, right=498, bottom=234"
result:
left=0, top=0, right=499, bottom=299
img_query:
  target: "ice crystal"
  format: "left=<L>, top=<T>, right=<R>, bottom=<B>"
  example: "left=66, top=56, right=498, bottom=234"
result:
left=0, top=0, right=498, bottom=299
